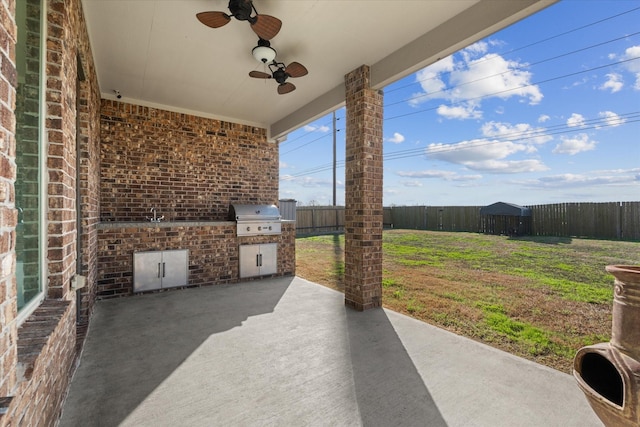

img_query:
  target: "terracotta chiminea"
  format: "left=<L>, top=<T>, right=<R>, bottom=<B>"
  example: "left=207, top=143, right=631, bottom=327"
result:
left=574, top=265, right=640, bottom=427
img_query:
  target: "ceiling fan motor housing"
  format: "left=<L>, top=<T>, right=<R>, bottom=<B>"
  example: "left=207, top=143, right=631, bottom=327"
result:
left=273, top=68, right=288, bottom=84
left=228, top=0, right=254, bottom=21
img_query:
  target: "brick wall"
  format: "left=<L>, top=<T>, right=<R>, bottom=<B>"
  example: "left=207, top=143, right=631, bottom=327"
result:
left=46, top=0, right=80, bottom=301
left=100, top=100, right=279, bottom=222
left=96, top=221, right=295, bottom=298
left=97, top=100, right=289, bottom=298
left=13, top=300, right=74, bottom=426
left=76, top=38, right=101, bottom=326
left=0, top=0, right=18, bottom=407
left=1, top=0, right=102, bottom=424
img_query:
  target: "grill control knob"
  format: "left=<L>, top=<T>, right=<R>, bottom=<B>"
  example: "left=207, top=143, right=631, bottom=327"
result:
left=258, top=226, right=262, bottom=231
left=246, top=226, right=250, bottom=232
left=268, top=226, right=272, bottom=230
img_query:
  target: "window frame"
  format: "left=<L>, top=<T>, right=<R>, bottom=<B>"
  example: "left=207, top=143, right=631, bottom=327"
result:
left=16, top=0, right=48, bottom=325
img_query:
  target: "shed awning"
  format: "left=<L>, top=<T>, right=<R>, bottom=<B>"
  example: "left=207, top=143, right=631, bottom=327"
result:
left=480, top=202, right=531, bottom=217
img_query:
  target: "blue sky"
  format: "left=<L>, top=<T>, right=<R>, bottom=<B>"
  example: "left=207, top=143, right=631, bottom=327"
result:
left=279, top=1, right=640, bottom=206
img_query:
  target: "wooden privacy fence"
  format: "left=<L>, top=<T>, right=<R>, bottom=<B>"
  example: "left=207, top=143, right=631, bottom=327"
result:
left=296, top=206, right=345, bottom=234
left=295, top=202, right=640, bottom=240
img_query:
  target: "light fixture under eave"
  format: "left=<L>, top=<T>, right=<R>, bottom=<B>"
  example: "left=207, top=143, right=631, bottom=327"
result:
left=252, top=38, right=276, bottom=63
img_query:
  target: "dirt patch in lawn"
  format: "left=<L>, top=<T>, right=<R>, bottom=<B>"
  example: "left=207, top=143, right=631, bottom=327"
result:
left=295, top=230, right=640, bottom=373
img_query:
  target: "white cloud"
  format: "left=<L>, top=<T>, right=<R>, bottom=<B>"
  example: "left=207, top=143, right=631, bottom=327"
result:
left=279, top=161, right=290, bottom=169
left=597, top=111, right=626, bottom=128
left=280, top=175, right=340, bottom=189
left=465, top=159, right=548, bottom=173
left=409, top=43, right=543, bottom=118
left=385, top=132, right=405, bottom=144
left=303, top=124, right=330, bottom=133
left=423, top=139, right=547, bottom=173
left=426, top=140, right=526, bottom=163
left=566, top=113, right=586, bottom=128
left=622, top=45, right=640, bottom=90
left=396, top=170, right=482, bottom=181
left=450, top=174, right=483, bottom=181
left=552, top=133, right=597, bottom=155
left=481, top=121, right=552, bottom=146
left=397, top=170, right=455, bottom=179
left=521, top=170, right=640, bottom=189
left=437, top=103, right=482, bottom=120
left=401, top=181, right=424, bottom=188
left=300, top=176, right=333, bottom=188
left=538, top=114, right=550, bottom=123
left=600, top=73, right=623, bottom=93
left=448, top=53, right=543, bottom=105
left=411, top=55, right=455, bottom=105
left=609, top=45, right=640, bottom=90
left=563, top=77, right=589, bottom=90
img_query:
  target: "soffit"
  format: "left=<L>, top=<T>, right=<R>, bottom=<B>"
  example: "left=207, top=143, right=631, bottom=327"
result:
left=82, top=0, right=556, bottom=140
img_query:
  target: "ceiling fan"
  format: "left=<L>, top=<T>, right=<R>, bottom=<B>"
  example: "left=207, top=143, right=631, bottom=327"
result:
left=196, top=0, right=282, bottom=40
left=249, top=61, right=308, bottom=95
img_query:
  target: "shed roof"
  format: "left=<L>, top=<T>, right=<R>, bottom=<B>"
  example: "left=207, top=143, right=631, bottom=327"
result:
left=480, top=202, right=532, bottom=217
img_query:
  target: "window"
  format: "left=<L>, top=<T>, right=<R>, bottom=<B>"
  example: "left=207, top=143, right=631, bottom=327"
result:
left=16, top=0, right=46, bottom=318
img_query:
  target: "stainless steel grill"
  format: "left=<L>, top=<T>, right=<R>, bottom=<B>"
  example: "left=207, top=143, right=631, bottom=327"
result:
left=229, top=204, right=282, bottom=236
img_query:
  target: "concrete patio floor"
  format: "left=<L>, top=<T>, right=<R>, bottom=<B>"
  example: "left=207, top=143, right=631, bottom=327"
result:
left=59, top=276, right=601, bottom=426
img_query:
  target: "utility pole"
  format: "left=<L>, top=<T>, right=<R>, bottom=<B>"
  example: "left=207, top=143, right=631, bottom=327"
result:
left=332, top=110, right=337, bottom=206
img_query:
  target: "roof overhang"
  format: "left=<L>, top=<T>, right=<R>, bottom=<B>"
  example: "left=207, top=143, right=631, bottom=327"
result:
left=82, top=0, right=557, bottom=140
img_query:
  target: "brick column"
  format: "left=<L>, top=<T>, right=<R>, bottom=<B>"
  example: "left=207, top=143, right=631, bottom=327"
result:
left=344, top=65, right=383, bottom=311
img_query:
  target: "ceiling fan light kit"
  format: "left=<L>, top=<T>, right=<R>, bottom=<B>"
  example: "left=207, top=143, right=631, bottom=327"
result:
left=197, top=0, right=307, bottom=94
left=252, top=38, right=276, bottom=63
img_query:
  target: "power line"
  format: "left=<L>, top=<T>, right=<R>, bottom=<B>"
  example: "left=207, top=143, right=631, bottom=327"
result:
left=281, top=9, right=638, bottom=156
left=385, top=31, right=640, bottom=109
left=285, top=112, right=640, bottom=177
left=281, top=7, right=640, bottom=180
left=279, top=111, right=345, bottom=147
left=280, top=131, right=334, bottom=156
left=385, top=56, right=640, bottom=122
left=385, top=6, right=640, bottom=95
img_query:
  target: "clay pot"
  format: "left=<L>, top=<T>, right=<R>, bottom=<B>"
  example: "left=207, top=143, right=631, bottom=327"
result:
left=574, top=265, right=640, bottom=427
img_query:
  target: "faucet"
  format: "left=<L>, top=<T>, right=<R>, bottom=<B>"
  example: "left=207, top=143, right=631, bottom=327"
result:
left=147, top=207, right=164, bottom=222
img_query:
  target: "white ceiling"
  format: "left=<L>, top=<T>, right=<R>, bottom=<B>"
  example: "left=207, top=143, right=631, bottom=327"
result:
left=82, top=0, right=556, bottom=140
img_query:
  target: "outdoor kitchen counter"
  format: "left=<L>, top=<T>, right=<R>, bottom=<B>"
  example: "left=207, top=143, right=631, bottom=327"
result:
left=97, top=220, right=236, bottom=229
left=96, top=221, right=296, bottom=298
left=97, top=220, right=296, bottom=229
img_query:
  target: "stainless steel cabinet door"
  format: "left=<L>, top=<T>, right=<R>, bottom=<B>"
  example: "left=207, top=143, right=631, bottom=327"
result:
left=134, top=249, right=188, bottom=292
left=134, top=251, right=163, bottom=292
left=162, top=249, right=188, bottom=289
left=259, top=243, right=278, bottom=276
left=239, top=244, right=278, bottom=278
left=239, top=245, right=261, bottom=278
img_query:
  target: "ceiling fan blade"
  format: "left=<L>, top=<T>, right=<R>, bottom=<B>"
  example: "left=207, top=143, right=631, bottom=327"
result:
left=249, top=70, right=272, bottom=79
left=285, top=62, right=308, bottom=78
left=196, top=11, right=231, bottom=28
left=278, top=82, right=296, bottom=95
left=250, top=15, right=282, bottom=40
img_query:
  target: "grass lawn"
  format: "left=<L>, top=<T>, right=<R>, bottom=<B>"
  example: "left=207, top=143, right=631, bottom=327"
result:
left=295, top=230, right=640, bottom=373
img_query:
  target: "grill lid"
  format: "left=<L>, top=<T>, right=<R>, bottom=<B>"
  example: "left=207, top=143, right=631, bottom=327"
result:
left=229, top=204, right=281, bottom=222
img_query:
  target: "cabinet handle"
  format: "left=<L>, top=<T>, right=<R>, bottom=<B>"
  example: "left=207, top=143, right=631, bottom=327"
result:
left=256, top=254, right=260, bottom=267
left=259, top=253, right=263, bottom=267
left=162, top=262, right=166, bottom=278
left=158, top=263, right=162, bottom=278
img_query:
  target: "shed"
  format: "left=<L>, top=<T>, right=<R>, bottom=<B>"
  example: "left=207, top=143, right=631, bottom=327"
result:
left=480, top=202, right=531, bottom=236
